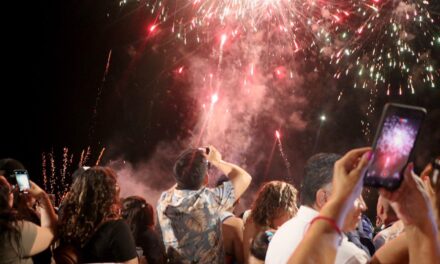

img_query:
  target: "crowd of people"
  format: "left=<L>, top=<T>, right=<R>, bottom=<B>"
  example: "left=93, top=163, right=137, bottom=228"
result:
left=0, top=145, right=439, bottom=264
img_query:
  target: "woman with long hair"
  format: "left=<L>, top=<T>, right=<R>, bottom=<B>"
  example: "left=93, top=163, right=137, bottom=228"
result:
left=122, top=196, right=166, bottom=264
left=243, top=181, right=298, bottom=263
left=0, top=176, right=57, bottom=264
left=57, top=166, right=138, bottom=264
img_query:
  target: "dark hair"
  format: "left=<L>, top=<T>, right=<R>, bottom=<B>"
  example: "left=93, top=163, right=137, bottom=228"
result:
left=122, top=196, right=154, bottom=241
left=250, top=230, right=275, bottom=261
left=300, top=153, right=341, bottom=206
left=173, top=148, right=208, bottom=190
left=71, top=166, right=89, bottom=183
left=0, top=158, right=25, bottom=185
left=58, top=166, right=120, bottom=247
left=0, top=177, right=21, bottom=257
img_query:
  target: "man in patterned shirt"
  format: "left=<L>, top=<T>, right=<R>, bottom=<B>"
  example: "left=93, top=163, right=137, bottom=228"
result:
left=156, top=145, right=252, bottom=263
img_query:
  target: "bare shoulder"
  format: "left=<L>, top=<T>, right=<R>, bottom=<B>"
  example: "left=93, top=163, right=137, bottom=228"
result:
left=224, top=216, right=244, bottom=228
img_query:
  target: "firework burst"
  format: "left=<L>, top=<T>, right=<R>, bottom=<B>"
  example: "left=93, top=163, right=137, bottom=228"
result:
left=125, top=0, right=348, bottom=52
left=111, top=0, right=439, bottom=173
left=119, top=0, right=438, bottom=102
left=331, top=0, right=439, bottom=97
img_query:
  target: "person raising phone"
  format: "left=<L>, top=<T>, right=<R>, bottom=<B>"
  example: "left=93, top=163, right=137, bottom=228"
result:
left=0, top=158, right=55, bottom=264
left=363, top=103, right=426, bottom=191
left=286, top=148, right=440, bottom=264
left=0, top=176, right=58, bottom=264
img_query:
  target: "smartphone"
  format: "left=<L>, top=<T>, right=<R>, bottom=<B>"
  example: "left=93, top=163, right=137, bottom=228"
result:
left=364, top=103, right=426, bottom=190
left=14, top=169, right=31, bottom=192
left=198, top=147, right=210, bottom=155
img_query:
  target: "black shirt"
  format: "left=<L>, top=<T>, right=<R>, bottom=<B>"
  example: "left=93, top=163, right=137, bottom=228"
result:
left=80, top=219, right=137, bottom=263
left=136, top=228, right=166, bottom=264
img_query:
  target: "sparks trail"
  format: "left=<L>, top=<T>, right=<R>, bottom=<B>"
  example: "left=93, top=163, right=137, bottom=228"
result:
left=60, top=147, right=69, bottom=199
left=42, top=153, right=48, bottom=191
left=89, top=49, right=112, bottom=142
left=96, top=147, right=106, bottom=166
left=275, top=130, right=292, bottom=180
left=264, top=134, right=278, bottom=181
left=195, top=93, right=219, bottom=146
left=83, top=146, right=92, bottom=166
left=48, top=150, right=56, bottom=196
left=312, top=114, right=326, bottom=154
left=41, top=146, right=108, bottom=205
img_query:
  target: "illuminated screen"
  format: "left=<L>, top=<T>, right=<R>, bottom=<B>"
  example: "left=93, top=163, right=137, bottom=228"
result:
left=366, top=112, right=422, bottom=180
left=16, top=173, right=30, bottom=191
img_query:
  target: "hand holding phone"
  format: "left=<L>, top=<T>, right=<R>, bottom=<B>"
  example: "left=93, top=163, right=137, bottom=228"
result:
left=204, top=145, right=222, bottom=164
left=364, top=103, right=426, bottom=190
left=14, top=169, right=31, bottom=192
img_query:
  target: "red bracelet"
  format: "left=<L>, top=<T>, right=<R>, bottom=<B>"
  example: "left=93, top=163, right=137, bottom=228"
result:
left=309, top=215, right=342, bottom=237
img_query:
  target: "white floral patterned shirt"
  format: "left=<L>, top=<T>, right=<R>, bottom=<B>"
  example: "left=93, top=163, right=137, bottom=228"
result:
left=156, top=181, right=235, bottom=263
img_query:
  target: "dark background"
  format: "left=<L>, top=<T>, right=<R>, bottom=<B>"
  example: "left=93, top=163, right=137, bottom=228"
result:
left=2, top=0, right=440, bottom=218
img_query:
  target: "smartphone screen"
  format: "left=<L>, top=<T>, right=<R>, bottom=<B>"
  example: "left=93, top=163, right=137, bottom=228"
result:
left=364, top=103, right=426, bottom=190
left=14, top=170, right=31, bottom=192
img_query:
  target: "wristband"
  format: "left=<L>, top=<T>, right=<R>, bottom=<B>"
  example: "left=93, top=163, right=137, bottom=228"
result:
left=310, top=215, right=342, bottom=237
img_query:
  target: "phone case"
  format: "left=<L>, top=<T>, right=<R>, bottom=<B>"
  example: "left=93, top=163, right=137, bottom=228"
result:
left=363, top=103, right=426, bottom=190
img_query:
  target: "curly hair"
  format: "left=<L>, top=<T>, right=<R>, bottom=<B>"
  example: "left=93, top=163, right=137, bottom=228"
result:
left=250, top=181, right=298, bottom=228
left=58, top=166, right=120, bottom=247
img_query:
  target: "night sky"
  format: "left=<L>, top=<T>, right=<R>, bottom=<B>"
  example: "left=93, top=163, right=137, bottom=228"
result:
left=3, top=1, right=440, bottom=216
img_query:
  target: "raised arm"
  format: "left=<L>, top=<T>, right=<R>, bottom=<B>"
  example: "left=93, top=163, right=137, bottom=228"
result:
left=370, top=233, right=408, bottom=264
left=206, top=145, right=252, bottom=199
left=288, top=147, right=371, bottom=264
left=27, top=181, right=58, bottom=255
left=373, top=164, right=440, bottom=264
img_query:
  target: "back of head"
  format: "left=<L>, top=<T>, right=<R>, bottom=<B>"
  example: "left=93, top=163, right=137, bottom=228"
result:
left=250, top=230, right=275, bottom=261
left=122, top=196, right=154, bottom=238
left=71, top=166, right=90, bottom=184
left=300, top=153, right=341, bottom=206
left=250, top=181, right=298, bottom=227
left=58, top=166, right=120, bottom=246
left=173, top=148, right=208, bottom=190
left=0, top=158, right=25, bottom=185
